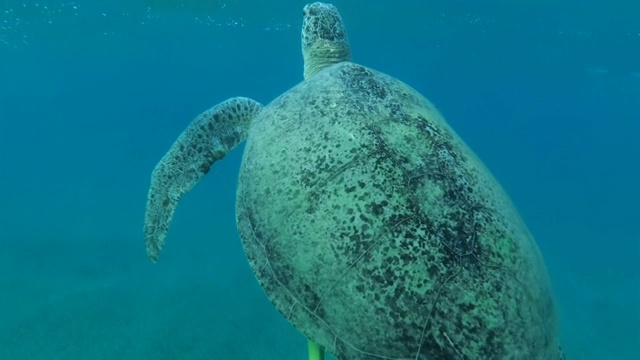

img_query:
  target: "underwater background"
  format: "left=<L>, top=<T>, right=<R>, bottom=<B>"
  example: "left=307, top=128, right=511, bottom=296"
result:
left=0, top=0, right=638, bottom=359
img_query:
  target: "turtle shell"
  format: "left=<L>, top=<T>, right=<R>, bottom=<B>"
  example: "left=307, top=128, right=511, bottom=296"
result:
left=236, top=61, right=560, bottom=359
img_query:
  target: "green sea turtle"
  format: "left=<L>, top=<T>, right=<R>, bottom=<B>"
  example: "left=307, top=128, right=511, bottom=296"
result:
left=143, top=2, right=565, bottom=359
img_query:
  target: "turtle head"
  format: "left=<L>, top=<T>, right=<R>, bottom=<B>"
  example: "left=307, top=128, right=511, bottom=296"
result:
left=301, top=2, right=351, bottom=79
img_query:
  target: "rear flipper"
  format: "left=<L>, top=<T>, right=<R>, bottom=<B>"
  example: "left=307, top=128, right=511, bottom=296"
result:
left=308, top=339, right=325, bottom=360
left=143, top=97, right=263, bottom=262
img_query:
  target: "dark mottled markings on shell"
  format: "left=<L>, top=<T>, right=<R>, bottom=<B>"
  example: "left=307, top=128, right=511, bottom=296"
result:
left=237, top=62, right=557, bottom=359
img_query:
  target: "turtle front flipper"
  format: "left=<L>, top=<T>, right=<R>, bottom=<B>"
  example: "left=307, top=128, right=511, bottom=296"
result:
left=143, top=97, right=262, bottom=262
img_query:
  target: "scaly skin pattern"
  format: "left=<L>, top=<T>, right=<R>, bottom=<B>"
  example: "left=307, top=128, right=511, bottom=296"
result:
left=302, top=2, right=351, bottom=80
left=144, top=97, right=262, bottom=262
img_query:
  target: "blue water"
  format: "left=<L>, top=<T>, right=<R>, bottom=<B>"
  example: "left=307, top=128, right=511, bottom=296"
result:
left=0, top=1, right=638, bottom=359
